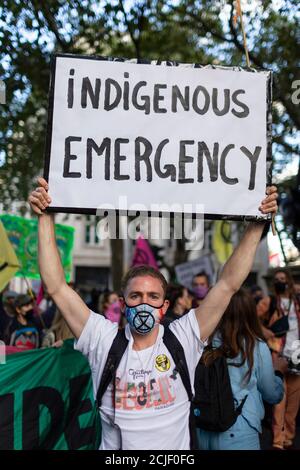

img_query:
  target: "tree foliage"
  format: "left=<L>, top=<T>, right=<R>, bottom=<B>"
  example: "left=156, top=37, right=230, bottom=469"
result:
left=0, top=1, right=299, bottom=220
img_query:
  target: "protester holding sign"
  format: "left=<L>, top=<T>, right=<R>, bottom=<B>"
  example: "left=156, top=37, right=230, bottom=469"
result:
left=29, top=176, right=277, bottom=450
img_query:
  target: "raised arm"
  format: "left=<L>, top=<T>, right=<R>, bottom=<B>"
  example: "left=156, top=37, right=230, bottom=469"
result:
left=196, top=186, right=278, bottom=341
left=29, top=178, right=90, bottom=338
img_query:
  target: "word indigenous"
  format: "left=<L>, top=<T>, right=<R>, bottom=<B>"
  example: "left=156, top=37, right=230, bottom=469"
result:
left=67, top=70, right=250, bottom=117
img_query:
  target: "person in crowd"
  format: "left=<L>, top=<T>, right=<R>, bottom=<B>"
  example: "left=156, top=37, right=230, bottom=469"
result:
left=87, top=288, right=101, bottom=313
left=191, top=271, right=210, bottom=307
left=294, top=281, right=300, bottom=303
left=257, top=268, right=300, bottom=449
left=9, top=294, right=42, bottom=350
left=0, top=290, right=17, bottom=343
left=250, top=284, right=264, bottom=305
left=29, top=177, right=278, bottom=450
left=33, top=285, right=57, bottom=330
left=162, top=283, right=193, bottom=327
left=38, top=288, right=54, bottom=312
left=42, top=308, right=74, bottom=347
left=197, top=288, right=285, bottom=450
left=99, top=290, right=123, bottom=325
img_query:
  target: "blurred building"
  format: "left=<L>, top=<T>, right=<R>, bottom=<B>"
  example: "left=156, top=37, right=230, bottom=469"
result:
left=55, top=213, right=111, bottom=297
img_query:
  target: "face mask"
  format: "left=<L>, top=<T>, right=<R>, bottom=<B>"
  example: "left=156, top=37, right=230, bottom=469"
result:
left=23, top=308, right=34, bottom=317
left=105, top=301, right=121, bottom=323
left=125, top=302, right=164, bottom=335
left=193, top=286, right=209, bottom=300
left=274, top=280, right=287, bottom=294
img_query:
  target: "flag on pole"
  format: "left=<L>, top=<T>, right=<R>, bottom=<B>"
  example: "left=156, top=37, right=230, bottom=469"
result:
left=233, top=0, right=242, bottom=26
left=131, top=236, right=158, bottom=269
left=0, top=220, right=21, bottom=292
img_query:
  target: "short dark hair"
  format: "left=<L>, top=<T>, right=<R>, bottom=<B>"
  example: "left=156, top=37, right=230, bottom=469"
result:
left=273, top=268, right=295, bottom=295
left=192, top=271, right=210, bottom=285
left=99, top=290, right=118, bottom=313
left=166, top=284, right=186, bottom=310
left=250, top=284, right=263, bottom=295
left=121, top=265, right=167, bottom=296
left=14, top=294, right=33, bottom=309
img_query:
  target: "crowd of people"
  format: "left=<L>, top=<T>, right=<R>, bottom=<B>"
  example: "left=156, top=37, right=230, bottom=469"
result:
left=0, top=275, right=209, bottom=348
left=0, top=180, right=298, bottom=450
left=1, top=265, right=299, bottom=450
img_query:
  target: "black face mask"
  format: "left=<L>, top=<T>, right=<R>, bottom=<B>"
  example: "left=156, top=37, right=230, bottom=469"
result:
left=23, top=308, right=34, bottom=319
left=274, top=281, right=287, bottom=294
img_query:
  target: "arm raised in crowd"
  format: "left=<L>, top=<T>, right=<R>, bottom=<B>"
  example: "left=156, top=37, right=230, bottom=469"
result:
left=29, top=178, right=90, bottom=339
left=196, top=186, right=278, bottom=342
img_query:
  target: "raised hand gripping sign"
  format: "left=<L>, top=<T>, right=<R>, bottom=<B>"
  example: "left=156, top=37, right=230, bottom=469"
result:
left=44, top=54, right=272, bottom=220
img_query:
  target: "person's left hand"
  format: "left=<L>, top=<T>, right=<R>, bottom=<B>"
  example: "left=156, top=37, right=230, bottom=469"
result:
left=259, top=186, right=278, bottom=215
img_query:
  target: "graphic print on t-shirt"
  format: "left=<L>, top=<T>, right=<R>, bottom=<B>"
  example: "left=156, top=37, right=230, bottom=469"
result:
left=114, top=360, right=181, bottom=411
left=75, top=309, right=205, bottom=449
left=10, top=326, right=39, bottom=349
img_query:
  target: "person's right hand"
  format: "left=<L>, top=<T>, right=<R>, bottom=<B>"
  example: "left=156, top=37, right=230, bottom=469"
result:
left=28, top=177, right=51, bottom=215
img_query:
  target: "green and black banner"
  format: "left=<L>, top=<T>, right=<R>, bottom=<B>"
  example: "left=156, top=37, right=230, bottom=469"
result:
left=0, top=340, right=100, bottom=449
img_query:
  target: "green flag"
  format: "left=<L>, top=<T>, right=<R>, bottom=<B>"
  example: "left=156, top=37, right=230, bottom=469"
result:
left=0, top=214, right=74, bottom=281
left=0, top=340, right=101, bottom=449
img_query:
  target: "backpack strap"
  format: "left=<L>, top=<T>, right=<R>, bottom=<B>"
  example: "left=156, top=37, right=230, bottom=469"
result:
left=96, top=328, right=129, bottom=408
left=163, top=327, right=197, bottom=449
left=269, top=295, right=278, bottom=318
left=163, top=328, right=193, bottom=400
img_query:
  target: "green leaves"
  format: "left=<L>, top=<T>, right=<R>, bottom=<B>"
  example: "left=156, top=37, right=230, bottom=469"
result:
left=0, top=0, right=299, bottom=213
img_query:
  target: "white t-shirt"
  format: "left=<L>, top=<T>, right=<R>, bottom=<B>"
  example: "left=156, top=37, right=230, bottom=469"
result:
left=282, top=299, right=299, bottom=358
left=74, top=309, right=205, bottom=450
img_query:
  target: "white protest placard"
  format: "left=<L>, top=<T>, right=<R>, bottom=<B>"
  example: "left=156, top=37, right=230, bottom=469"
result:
left=44, top=54, right=272, bottom=219
left=175, top=255, right=215, bottom=290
